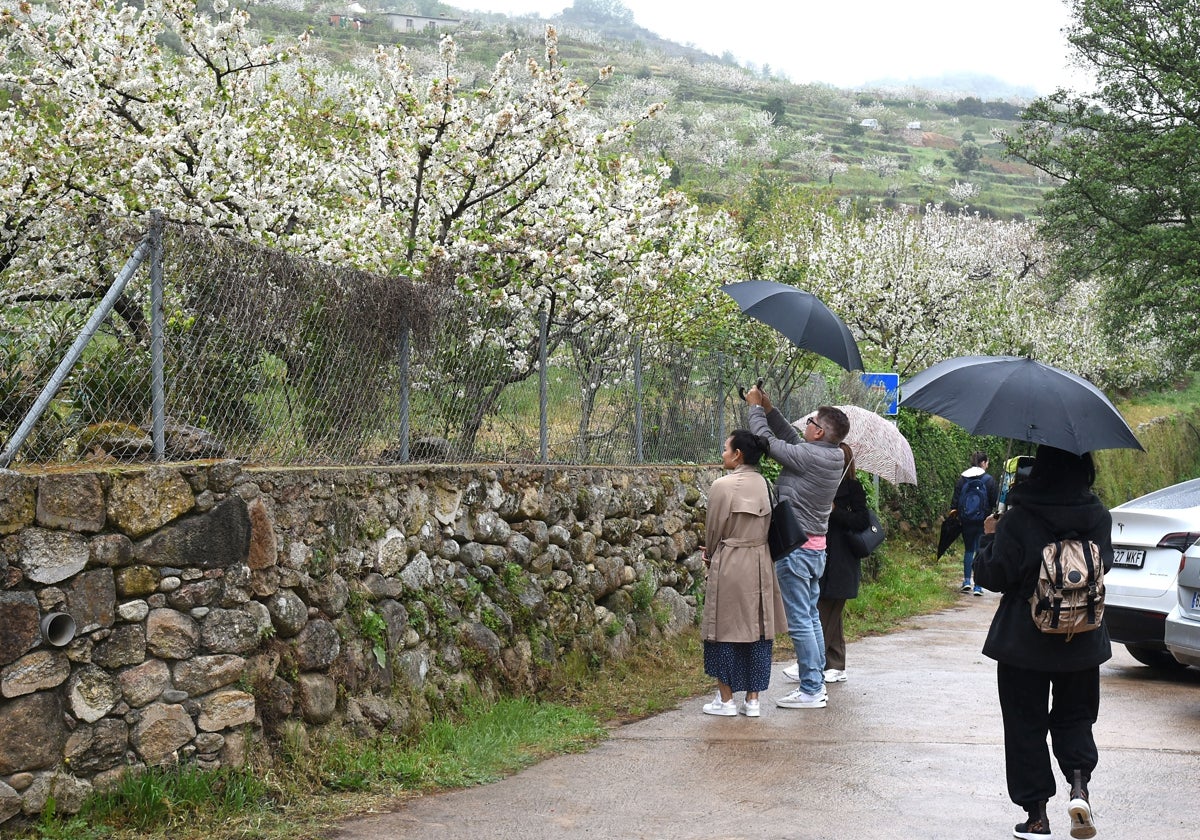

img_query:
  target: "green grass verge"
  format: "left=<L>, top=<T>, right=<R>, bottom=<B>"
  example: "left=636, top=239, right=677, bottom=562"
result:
left=843, top=536, right=960, bottom=640
left=313, top=698, right=606, bottom=793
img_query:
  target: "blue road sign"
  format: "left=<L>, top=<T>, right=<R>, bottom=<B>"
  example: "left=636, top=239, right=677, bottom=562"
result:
left=861, top=372, right=900, bottom=416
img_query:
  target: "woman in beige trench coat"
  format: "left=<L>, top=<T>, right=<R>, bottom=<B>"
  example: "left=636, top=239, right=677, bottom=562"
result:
left=700, top=429, right=789, bottom=717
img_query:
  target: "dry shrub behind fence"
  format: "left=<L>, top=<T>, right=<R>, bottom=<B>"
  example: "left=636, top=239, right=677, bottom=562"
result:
left=4, top=218, right=790, bottom=468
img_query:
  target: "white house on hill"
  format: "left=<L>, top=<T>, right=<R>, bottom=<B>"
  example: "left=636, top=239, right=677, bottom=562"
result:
left=382, top=12, right=461, bottom=33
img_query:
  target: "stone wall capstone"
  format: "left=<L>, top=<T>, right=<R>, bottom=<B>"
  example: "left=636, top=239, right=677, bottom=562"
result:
left=0, top=461, right=717, bottom=825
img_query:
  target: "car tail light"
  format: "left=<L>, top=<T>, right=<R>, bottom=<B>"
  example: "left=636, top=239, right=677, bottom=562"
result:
left=1156, top=532, right=1200, bottom=552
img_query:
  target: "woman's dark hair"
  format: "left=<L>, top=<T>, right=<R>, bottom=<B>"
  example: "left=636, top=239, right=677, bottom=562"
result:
left=728, top=429, right=770, bottom=465
left=1028, top=445, right=1096, bottom=491
left=970, top=451, right=989, bottom=468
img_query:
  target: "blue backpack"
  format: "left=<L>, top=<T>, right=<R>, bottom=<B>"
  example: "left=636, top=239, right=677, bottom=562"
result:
left=959, top=475, right=990, bottom=522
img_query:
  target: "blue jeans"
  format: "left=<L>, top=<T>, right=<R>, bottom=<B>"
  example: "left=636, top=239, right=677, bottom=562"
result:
left=775, top=547, right=827, bottom=695
left=962, top=521, right=983, bottom=584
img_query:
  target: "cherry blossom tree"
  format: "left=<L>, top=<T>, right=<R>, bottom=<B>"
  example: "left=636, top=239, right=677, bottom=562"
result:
left=948, top=181, right=980, bottom=202
left=1, top=1, right=741, bottom=455
left=786, top=133, right=848, bottom=184
left=863, top=154, right=900, bottom=180
left=738, top=193, right=1166, bottom=388
left=1, top=0, right=317, bottom=289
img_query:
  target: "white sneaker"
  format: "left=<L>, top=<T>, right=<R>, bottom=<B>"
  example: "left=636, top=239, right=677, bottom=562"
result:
left=1068, top=795, right=1096, bottom=838
left=775, top=687, right=827, bottom=709
left=781, top=662, right=800, bottom=681
left=702, top=692, right=737, bottom=716
left=740, top=698, right=761, bottom=717
left=824, top=668, right=847, bottom=683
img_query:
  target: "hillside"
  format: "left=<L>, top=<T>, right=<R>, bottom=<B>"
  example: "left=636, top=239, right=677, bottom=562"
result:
left=255, top=3, right=1051, bottom=220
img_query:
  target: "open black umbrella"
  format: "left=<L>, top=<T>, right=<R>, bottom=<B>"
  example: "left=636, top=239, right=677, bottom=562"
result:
left=720, top=280, right=863, bottom=372
left=899, top=355, right=1143, bottom=455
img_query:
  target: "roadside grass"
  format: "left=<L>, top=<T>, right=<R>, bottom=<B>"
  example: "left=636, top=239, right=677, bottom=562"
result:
left=1119, top=371, right=1200, bottom=424
left=307, top=698, right=607, bottom=792
left=843, top=536, right=960, bottom=640
left=11, top=536, right=957, bottom=840
left=1095, top=377, right=1200, bottom=507
left=17, top=699, right=606, bottom=840
left=544, top=632, right=713, bottom=723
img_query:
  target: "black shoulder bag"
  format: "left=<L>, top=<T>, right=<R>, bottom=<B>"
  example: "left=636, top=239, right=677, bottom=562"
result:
left=763, top=476, right=808, bottom=561
left=846, top=509, right=886, bottom=559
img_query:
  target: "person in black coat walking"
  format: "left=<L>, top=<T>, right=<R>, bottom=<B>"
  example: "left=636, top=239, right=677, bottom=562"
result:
left=818, top=443, right=870, bottom=683
left=973, top=445, right=1112, bottom=840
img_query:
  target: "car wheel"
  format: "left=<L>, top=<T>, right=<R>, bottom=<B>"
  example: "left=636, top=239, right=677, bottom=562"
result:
left=1124, top=645, right=1188, bottom=669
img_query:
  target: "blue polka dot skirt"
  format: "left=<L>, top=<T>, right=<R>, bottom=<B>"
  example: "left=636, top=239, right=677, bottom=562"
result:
left=703, top=639, right=774, bottom=692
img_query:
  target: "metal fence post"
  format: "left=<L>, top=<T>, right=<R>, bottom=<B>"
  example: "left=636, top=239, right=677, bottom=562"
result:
left=0, top=226, right=156, bottom=469
left=397, top=321, right=410, bottom=463
left=149, top=210, right=166, bottom=461
left=539, top=309, right=548, bottom=463
left=716, top=349, right=726, bottom=448
left=634, top=338, right=644, bottom=464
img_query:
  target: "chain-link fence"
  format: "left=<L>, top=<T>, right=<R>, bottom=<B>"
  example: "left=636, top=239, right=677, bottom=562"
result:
left=2, top=215, right=865, bottom=470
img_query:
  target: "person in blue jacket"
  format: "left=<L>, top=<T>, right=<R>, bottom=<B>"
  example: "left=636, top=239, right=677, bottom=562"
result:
left=952, top=451, right=999, bottom=594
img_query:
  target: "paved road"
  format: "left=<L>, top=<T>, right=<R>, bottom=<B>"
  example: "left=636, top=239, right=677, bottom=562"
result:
left=331, top=595, right=1200, bottom=840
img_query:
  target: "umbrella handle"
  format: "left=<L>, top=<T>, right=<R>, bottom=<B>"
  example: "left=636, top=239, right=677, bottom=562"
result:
left=738, top=380, right=766, bottom=402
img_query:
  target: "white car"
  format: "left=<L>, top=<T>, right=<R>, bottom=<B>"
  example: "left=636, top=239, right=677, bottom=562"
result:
left=1165, top=546, right=1200, bottom=667
left=1106, top=478, right=1200, bottom=668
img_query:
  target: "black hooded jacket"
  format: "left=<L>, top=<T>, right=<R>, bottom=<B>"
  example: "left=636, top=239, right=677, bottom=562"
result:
left=972, top=480, right=1113, bottom=671
left=820, top=474, right=871, bottom=601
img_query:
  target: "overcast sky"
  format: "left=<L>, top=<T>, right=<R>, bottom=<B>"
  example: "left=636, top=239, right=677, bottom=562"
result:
left=459, top=1, right=1089, bottom=94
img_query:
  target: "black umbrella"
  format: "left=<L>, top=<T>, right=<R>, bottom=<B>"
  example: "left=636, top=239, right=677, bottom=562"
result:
left=899, top=356, right=1143, bottom=455
left=937, top=515, right=963, bottom=559
left=720, top=280, right=863, bottom=372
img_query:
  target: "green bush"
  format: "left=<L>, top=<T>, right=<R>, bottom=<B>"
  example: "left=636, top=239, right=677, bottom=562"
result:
left=882, top=408, right=1025, bottom=530
left=1094, top=409, right=1200, bottom=506
left=72, top=342, right=152, bottom=426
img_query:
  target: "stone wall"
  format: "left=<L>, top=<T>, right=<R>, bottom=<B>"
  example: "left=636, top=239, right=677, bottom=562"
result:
left=0, top=461, right=717, bottom=824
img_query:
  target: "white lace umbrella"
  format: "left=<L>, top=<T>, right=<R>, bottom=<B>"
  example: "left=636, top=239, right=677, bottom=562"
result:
left=795, top=405, right=917, bottom=485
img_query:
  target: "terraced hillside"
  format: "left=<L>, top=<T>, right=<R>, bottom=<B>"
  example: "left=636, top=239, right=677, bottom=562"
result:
left=252, top=3, right=1050, bottom=219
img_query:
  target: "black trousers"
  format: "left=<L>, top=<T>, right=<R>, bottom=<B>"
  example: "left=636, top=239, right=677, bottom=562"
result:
left=817, top=597, right=847, bottom=670
left=996, top=661, right=1100, bottom=809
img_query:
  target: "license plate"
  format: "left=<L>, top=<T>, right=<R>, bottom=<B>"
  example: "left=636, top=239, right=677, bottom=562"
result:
left=1112, top=548, right=1146, bottom=568
left=1192, top=591, right=1200, bottom=610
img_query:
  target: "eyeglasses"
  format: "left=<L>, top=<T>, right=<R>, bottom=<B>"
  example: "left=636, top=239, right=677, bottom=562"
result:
left=805, top=417, right=825, bottom=432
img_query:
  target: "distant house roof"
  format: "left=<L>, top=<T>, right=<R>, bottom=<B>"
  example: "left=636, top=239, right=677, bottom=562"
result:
left=859, top=118, right=880, bottom=128
left=381, top=12, right=461, bottom=30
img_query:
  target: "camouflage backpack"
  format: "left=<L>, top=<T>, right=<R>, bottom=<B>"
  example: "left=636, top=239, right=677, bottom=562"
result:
left=1029, top=535, right=1105, bottom=640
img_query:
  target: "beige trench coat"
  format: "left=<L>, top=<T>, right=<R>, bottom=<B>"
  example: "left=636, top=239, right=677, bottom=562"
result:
left=701, top=465, right=789, bottom=642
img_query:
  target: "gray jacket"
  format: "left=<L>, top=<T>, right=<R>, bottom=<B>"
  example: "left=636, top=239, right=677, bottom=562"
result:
left=748, top=405, right=844, bottom=538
